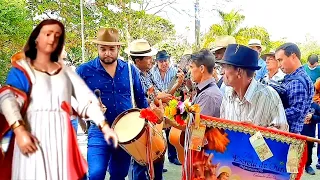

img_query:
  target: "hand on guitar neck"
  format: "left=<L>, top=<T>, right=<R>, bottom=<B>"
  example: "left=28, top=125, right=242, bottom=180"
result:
left=167, top=68, right=185, bottom=95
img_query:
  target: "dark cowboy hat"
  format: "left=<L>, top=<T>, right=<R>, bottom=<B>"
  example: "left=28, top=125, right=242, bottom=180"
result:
left=156, top=50, right=170, bottom=61
left=218, top=44, right=261, bottom=70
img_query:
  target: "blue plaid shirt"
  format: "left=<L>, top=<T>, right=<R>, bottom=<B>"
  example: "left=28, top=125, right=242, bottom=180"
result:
left=150, top=66, right=178, bottom=91
left=283, top=66, right=314, bottom=133
left=138, top=69, right=163, bottom=94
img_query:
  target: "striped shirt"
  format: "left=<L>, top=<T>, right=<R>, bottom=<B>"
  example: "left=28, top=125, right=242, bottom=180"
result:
left=220, top=79, right=288, bottom=131
left=137, top=69, right=163, bottom=94
left=150, top=66, right=178, bottom=91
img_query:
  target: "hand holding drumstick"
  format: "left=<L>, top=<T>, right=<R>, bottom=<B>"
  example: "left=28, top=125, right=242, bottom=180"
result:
left=94, top=89, right=118, bottom=147
left=94, top=89, right=107, bottom=114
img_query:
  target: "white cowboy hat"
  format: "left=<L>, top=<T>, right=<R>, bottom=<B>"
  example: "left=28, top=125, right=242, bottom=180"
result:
left=125, top=39, right=158, bottom=56
left=248, top=39, right=266, bottom=51
left=210, top=36, right=236, bottom=52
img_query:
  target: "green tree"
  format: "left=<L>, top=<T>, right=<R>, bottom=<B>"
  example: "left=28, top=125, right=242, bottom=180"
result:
left=0, top=0, right=33, bottom=84
left=155, top=36, right=191, bottom=62
left=202, top=9, right=245, bottom=48
left=298, top=35, right=320, bottom=64
left=27, top=0, right=175, bottom=64
left=202, top=9, right=271, bottom=53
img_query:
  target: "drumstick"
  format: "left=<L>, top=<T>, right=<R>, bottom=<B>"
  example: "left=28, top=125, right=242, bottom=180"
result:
left=94, top=89, right=103, bottom=104
left=94, top=89, right=107, bottom=113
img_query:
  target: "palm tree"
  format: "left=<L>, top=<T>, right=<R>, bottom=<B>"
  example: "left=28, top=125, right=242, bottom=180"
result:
left=202, top=9, right=270, bottom=50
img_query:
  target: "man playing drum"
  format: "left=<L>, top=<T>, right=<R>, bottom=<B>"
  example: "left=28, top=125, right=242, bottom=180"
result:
left=127, top=39, right=175, bottom=180
left=77, top=28, right=148, bottom=180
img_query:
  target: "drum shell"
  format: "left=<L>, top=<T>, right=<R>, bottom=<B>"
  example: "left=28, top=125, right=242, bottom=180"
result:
left=112, top=108, right=167, bottom=166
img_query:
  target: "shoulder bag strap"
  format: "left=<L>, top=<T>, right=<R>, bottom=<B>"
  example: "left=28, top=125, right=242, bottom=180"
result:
left=128, top=61, right=136, bottom=108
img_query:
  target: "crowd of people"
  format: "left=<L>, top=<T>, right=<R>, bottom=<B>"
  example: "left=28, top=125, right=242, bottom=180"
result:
left=1, top=18, right=320, bottom=180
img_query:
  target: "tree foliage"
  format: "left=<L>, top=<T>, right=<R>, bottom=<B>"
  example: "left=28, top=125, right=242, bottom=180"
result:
left=0, top=0, right=33, bottom=84
left=298, top=35, right=320, bottom=64
left=202, top=9, right=273, bottom=54
left=27, top=0, right=175, bottom=64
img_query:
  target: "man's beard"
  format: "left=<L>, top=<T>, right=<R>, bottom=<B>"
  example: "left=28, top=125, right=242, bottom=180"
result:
left=100, top=57, right=117, bottom=65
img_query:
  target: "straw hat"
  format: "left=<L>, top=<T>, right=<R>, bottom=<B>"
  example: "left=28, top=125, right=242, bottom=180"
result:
left=261, top=50, right=275, bottom=60
left=125, top=39, right=158, bottom=56
left=248, top=39, right=266, bottom=51
left=91, top=27, right=124, bottom=46
left=210, top=36, right=236, bottom=52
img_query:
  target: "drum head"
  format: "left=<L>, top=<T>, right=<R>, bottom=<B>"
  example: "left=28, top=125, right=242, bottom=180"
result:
left=113, top=109, right=146, bottom=143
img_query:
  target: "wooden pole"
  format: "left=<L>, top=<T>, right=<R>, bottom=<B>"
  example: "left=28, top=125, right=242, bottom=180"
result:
left=80, top=0, right=85, bottom=63
left=194, top=0, right=200, bottom=50
left=306, top=136, right=320, bottom=143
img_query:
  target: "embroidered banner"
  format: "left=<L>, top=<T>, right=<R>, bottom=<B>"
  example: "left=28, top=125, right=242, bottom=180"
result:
left=188, top=115, right=308, bottom=180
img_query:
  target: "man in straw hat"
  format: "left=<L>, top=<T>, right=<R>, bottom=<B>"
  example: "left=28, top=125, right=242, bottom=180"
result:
left=126, top=39, right=174, bottom=104
left=219, top=44, right=288, bottom=131
left=77, top=28, right=149, bottom=180
left=248, top=39, right=268, bottom=81
left=126, top=38, right=168, bottom=179
left=210, top=35, right=236, bottom=91
left=261, top=50, right=285, bottom=83
left=210, top=35, right=236, bottom=61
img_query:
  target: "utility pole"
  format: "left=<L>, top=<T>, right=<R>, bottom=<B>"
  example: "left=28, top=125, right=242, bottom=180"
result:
left=195, top=0, right=200, bottom=50
left=80, top=0, right=85, bottom=63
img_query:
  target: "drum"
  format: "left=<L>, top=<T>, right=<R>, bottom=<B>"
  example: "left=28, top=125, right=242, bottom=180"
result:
left=112, top=108, right=166, bottom=166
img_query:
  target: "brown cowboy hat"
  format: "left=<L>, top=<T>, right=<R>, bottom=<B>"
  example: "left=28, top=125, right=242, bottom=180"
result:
left=91, top=27, right=125, bottom=46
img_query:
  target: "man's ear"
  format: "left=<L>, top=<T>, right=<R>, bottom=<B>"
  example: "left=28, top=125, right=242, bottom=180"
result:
left=200, top=65, right=205, bottom=73
left=237, top=68, right=242, bottom=78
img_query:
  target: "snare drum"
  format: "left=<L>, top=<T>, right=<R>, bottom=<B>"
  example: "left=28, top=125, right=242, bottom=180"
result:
left=112, top=108, right=166, bottom=166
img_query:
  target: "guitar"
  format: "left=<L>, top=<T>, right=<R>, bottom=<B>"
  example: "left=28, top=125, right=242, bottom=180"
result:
left=168, top=127, right=185, bottom=164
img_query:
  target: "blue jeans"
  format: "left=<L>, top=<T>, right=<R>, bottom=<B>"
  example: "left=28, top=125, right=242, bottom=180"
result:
left=132, top=157, right=164, bottom=180
left=165, top=128, right=177, bottom=161
left=87, top=124, right=131, bottom=180
left=71, top=118, right=78, bottom=133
